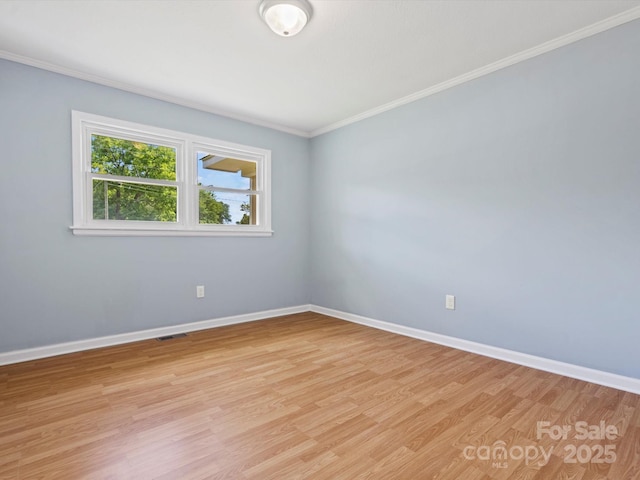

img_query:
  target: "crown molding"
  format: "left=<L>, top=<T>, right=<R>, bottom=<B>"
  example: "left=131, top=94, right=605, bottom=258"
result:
left=310, top=6, right=640, bottom=137
left=0, top=50, right=311, bottom=138
left=2, top=6, right=639, bottom=139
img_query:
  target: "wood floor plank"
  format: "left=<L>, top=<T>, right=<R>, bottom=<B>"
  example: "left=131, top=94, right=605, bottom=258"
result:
left=1, top=312, right=639, bottom=479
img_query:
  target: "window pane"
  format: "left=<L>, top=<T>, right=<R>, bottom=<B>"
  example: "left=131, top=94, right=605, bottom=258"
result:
left=92, top=135, right=176, bottom=180
left=93, top=180, right=177, bottom=222
left=199, top=190, right=256, bottom=225
left=197, top=152, right=255, bottom=190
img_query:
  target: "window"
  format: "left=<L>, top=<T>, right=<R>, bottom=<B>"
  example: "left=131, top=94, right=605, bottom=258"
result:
left=71, top=111, right=272, bottom=236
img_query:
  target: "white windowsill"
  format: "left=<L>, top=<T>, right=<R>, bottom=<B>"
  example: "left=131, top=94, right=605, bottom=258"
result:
left=70, top=226, right=274, bottom=237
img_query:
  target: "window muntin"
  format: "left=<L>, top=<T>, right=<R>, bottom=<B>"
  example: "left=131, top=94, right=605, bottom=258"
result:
left=71, top=111, right=272, bottom=236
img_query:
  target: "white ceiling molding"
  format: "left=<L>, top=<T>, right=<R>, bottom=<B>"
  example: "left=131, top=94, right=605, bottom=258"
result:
left=311, top=5, right=640, bottom=137
left=1, top=2, right=639, bottom=138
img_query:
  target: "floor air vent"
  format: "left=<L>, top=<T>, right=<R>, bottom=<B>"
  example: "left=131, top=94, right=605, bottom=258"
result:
left=156, top=333, right=188, bottom=341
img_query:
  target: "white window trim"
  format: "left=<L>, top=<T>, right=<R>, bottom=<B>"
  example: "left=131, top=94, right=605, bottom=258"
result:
left=70, top=111, right=272, bottom=237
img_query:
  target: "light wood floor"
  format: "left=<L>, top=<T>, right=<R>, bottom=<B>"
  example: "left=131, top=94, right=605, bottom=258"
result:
left=1, top=312, right=639, bottom=480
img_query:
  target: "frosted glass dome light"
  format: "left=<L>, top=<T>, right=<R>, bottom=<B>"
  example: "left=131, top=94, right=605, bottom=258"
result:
left=259, top=0, right=313, bottom=37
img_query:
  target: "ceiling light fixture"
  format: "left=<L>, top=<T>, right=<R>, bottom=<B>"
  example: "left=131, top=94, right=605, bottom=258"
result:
left=259, top=0, right=313, bottom=37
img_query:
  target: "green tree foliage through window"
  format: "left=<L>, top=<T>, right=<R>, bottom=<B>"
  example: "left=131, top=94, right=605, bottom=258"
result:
left=236, top=202, right=251, bottom=225
left=91, top=135, right=177, bottom=180
left=91, top=135, right=230, bottom=223
left=92, top=179, right=178, bottom=222
left=199, top=189, right=231, bottom=224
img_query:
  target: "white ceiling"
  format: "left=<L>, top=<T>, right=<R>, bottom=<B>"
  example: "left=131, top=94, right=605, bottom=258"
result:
left=1, top=1, right=639, bottom=137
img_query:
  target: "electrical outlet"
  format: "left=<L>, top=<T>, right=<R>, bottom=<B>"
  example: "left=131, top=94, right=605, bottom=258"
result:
left=196, top=285, right=205, bottom=298
left=445, top=294, right=455, bottom=310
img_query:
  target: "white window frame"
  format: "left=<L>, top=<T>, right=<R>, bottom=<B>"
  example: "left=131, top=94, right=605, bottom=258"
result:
left=71, top=111, right=272, bottom=237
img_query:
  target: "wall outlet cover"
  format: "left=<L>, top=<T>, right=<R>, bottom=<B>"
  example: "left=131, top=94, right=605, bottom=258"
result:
left=445, top=295, right=455, bottom=310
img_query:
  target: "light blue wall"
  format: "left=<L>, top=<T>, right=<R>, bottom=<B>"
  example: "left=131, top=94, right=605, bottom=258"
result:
left=0, top=59, right=310, bottom=351
left=2, top=21, right=640, bottom=379
left=310, top=20, right=640, bottom=378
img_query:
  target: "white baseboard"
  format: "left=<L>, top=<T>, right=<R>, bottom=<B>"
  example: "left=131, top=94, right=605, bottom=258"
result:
left=310, top=305, right=640, bottom=395
left=0, top=305, right=312, bottom=366
left=3, top=304, right=639, bottom=395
